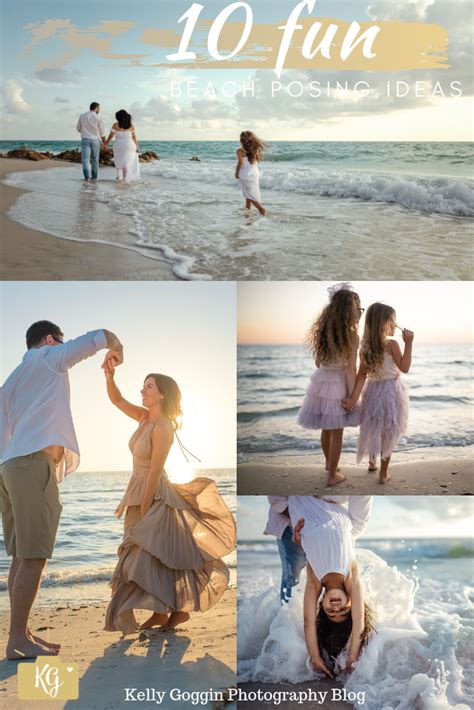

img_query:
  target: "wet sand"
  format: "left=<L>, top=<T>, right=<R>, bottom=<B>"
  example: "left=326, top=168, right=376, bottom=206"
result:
left=0, top=158, right=174, bottom=280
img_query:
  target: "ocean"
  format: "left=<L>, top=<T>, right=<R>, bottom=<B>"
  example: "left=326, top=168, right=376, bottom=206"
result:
left=2, top=141, right=473, bottom=280
left=0, top=468, right=236, bottom=610
left=238, top=534, right=474, bottom=708
left=237, top=343, right=474, bottom=463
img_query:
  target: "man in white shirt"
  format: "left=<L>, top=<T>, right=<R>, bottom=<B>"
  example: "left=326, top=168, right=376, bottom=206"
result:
left=76, top=102, right=106, bottom=183
left=0, top=320, right=123, bottom=660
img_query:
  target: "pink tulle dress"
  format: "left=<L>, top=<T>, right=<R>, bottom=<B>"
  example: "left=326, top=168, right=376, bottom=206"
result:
left=298, top=360, right=360, bottom=431
left=357, top=345, right=409, bottom=462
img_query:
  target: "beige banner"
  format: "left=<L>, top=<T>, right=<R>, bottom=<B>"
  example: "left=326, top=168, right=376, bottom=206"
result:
left=142, top=18, right=449, bottom=71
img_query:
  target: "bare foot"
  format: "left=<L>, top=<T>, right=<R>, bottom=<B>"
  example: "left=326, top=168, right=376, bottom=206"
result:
left=379, top=474, right=392, bottom=484
left=259, top=208, right=267, bottom=216
left=139, top=612, right=168, bottom=629
left=160, top=612, right=190, bottom=630
left=368, top=465, right=378, bottom=472
left=326, top=473, right=347, bottom=487
left=28, top=629, right=61, bottom=651
left=7, top=637, right=58, bottom=660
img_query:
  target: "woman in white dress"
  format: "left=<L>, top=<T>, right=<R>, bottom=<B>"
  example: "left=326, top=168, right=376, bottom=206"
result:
left=288, top=496, right=375, bottom=677
left=235, top=131, right=266, bottom=215
left=105, top=110, right=140, bottom=183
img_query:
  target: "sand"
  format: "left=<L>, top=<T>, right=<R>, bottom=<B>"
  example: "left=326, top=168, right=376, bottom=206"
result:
left=0, top=158, right=174, bottom=280
left=0, top=589, right=235, bottom=709
left=237, top=458, right=473, bottom=495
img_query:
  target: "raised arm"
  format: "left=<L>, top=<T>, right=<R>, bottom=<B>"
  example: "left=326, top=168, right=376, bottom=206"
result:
left=46, top=329, right=122, bottom=372
left=387, top=331, right=414, bottom=374
left=345, top=561, right=364, bottom=670
left=235, top=149, right=244, bottom=179
left=304, top=565, right=333, bottom=678
left=140, top=424, right=173, bottom=518
left=103, top=359, right=146, bottom=421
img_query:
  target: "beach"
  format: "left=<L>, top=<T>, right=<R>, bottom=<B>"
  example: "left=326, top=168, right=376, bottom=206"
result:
left=0, top=589, right=236, bottom=710
left=238, top=535, right=474, bottom=709
left=0, top=159, right=173, bottom=280
left=1, top=141, right=473, bottom=281
left=238, top=342, right=474, bottom=473
left=237, top=458, right=473, bottom=494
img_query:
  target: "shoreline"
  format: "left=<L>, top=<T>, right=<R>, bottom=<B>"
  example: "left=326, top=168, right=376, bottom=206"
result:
left=0, top=158, right=175, bottom=280
left=237, top=457, right=473, bottom=495
left=0, top=589, right=235, bottom=709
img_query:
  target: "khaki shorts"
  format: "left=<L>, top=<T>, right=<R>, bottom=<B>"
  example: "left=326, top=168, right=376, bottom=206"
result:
left=0, top=452, right=62, bottom=559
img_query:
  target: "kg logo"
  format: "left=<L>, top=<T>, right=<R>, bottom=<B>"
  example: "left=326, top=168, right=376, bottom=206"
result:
left=18, top=658, right=79, bottom=700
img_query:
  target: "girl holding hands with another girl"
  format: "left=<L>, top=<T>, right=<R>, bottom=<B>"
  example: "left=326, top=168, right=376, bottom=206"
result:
left=344, top=303, right=414, bottom=484
left=298, top=283, right=362, bottom=486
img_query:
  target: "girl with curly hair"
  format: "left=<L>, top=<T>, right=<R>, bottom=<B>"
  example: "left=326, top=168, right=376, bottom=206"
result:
left=298, top=283, right=363, bottom=486
left=235, top=130, right=267, bottom=215
left=344, top=302, right=414, bottom=483
left=289, top=496, right=375, bottom=677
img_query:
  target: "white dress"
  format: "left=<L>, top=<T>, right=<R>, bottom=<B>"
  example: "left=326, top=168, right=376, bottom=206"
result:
left=287, top=496, right=372, bottom=581
left=238, top=155, right=261, bottom=202
left=111, top=129, right=140, bottom=182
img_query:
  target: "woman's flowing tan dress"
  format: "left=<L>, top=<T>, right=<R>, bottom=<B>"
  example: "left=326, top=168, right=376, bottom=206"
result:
left=105, top=420, right=236, bottom=634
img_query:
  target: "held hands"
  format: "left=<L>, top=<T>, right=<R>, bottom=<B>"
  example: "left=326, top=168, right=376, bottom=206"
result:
left=402, top=328, right=414, bottom=344
left=342, top=398, right=356, bottom=412
left=310, top=655, right=334, bottom=679
left=292, top=517, right=305, bottom=544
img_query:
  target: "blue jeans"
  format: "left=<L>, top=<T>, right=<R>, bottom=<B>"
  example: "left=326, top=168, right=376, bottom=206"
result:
left=81, top=138, right=100, bottom=180
left=277, top=525, right=307, bottom=603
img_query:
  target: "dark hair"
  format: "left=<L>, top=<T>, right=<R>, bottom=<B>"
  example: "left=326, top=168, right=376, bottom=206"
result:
left=145, top=374, right=182, bottom=430
left=316, top=602, right=375, bottom=667
left=115, top=109, right=132, bottom=130
left=26, top=321, right=63, bottom=350
left=90, top=102, right=100, bottom=111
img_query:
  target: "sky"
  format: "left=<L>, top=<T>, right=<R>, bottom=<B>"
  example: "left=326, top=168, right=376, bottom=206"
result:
left=0, top=282, right=236, bottom=473
left=237, top=281, right=474, bottom=344
left=0, top=0, right=472, bottom=140
left=237, top=496, right=474, bottom=539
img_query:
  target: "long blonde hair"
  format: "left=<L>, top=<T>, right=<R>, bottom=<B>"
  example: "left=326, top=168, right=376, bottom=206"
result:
left=306, top=290, right=361, bottom=365
left=360, top=303, right=396, bottom=376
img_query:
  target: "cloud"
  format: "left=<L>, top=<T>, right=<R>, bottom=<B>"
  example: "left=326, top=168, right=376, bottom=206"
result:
left=54, top=96, right=70, bottom=103
left=367, top=0, right=436, bottom=21
left=2, top=79, right=31, bottom=114
left=130, top=95, right=182, bottom=122
left=35, top=67, right=82, bottom=84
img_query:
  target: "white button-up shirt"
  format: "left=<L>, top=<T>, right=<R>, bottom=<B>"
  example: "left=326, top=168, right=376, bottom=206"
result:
left=1, top=330, right=107, bottom=481
left=76, top=111, right=106, bottom=140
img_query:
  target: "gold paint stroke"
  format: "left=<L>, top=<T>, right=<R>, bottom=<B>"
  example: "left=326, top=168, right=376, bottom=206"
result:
left=141, top=18, right=449, bottom=71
